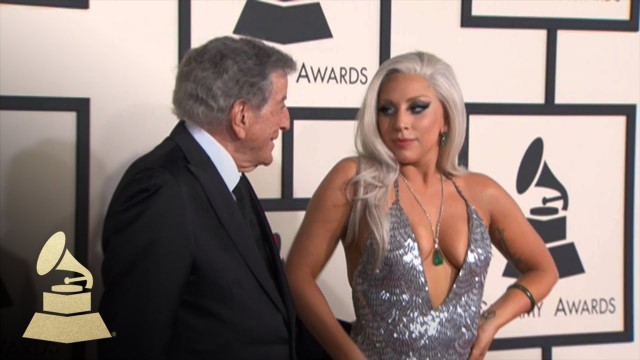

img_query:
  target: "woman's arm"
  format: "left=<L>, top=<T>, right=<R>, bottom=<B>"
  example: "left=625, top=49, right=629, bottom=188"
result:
left=286, top=157, right=365, bottom=360
left=468, top=174, right=559, bottom=360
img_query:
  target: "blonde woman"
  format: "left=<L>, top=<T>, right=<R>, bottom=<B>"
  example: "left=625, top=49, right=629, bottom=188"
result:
left=286, top=52, right=558, bottom=360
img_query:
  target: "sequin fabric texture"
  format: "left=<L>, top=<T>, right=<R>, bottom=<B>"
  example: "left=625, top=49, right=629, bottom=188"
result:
left=351, top=179, right=493, bottom=359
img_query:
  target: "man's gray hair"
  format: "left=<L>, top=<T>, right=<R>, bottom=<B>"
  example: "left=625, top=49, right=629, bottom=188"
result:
left=172, top=36, right=296, bottom=128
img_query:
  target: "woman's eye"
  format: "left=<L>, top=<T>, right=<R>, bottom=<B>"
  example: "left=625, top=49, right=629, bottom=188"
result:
left=377, top=105, right=396, bottom=116
left=409, top=102, right=430, bottom=114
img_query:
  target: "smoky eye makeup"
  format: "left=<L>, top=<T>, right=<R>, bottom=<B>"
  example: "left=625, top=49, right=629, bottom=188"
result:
left=377, top=104, right=396, bottom=116
left=409, top=101, right=430, bottom=114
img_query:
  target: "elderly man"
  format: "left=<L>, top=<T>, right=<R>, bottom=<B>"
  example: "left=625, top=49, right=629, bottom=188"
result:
left=99, top=36, right=299, bottom=359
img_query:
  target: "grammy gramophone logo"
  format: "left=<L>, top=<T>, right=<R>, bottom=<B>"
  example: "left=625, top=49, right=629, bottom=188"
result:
left=234, top=0, right=333, bottom=44
left=504, top=137, right=585, bottom=279
left=23, top=231, right=111, bottom=343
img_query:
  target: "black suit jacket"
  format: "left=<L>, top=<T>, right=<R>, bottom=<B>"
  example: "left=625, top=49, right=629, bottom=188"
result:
left=99, top=121, right=296, bottom=359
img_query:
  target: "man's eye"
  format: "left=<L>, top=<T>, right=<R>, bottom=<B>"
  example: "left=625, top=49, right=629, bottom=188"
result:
left=377, top=105, right=395, bottom=116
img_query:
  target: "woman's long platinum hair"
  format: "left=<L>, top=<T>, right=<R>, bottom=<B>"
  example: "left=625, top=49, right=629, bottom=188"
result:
left=344, top=51, right=467, bottom=267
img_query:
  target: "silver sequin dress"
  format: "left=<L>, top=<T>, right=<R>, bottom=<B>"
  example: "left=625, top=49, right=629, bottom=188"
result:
left=351, top=178, right=493, bottom=359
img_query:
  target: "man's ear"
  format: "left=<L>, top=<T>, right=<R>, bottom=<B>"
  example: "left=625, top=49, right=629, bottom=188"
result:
left=230, top=99, right=249, bottom=139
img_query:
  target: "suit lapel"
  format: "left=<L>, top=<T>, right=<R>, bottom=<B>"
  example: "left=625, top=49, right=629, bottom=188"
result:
left=169, top=122, right=287, bottom=317
left=245, top=178, right=297, bottom=331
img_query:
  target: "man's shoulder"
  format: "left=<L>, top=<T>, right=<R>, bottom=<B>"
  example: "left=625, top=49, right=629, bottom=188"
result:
left=108, top=138, right=191, bottom=203
left=127, top=137, right=187, bottom=176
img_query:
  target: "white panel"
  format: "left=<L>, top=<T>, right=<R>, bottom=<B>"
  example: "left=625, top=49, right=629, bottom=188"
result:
left=470, top=114, right=627, bottom=337
left=267, top=211, right=355, bottom=321
left=487, top=348, right=541, bottom=360
left=190, top=0, right=378, bottom=108
left=553, top=341, right=640, bottom=360
left=472, top=0, right=632, bottom=20
left=293, top=120, right=357, bottom=198
left=190, top=0, right=245, bottom=46
left=0, top=2, right=179, bottom=266
left=0, top=110, right=77, bottom=336
left=0, top=110, right=76, bottom=248
left=391, top=0, right=547, bottom=104
left=556, top=31, right=640, bottom=104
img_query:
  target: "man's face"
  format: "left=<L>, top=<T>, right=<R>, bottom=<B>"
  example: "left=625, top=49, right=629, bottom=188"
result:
left=243, top=71, right=290, bottom=169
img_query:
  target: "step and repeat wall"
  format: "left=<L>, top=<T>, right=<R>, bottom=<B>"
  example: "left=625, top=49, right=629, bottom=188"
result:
left=0, top=1, right=638, bottom=359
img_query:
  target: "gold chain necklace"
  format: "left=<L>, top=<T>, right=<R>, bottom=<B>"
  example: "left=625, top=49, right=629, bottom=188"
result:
left=400, top=173, right=445, bottom=266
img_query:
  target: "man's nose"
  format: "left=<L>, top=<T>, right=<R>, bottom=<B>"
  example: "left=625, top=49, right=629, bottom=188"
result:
left=281, top=109, right=291, bottom=131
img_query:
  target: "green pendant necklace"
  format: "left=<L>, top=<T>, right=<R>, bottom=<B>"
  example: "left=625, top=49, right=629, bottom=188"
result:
left=400, top=173, right=445, bottom=266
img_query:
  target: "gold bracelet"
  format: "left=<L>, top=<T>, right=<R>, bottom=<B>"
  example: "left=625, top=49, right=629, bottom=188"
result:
left=507, top=283, right=536, bottom=313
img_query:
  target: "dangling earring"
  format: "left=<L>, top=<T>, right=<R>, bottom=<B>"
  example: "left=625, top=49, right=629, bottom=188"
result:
left=439, top=131, right=448, bottom=147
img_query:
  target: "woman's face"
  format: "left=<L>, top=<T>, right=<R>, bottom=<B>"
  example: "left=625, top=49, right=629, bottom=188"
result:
left=376, top=72, right=447, bottom=167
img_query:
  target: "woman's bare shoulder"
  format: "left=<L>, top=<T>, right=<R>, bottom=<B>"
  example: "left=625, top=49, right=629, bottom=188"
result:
left=450, top=171, right=501, bottom=190
left=322, top=156, right=359, bottom=184
left=449, top=171, right=507, bottom=205
left=334, top=156, right=358, bottom=174
left=307, top=157, right=359, bottom=202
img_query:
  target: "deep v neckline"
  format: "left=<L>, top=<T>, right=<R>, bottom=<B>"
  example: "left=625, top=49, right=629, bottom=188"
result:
left=350, top=176, right=495, bottom=359
left=394, top=195, right=474, bottom=311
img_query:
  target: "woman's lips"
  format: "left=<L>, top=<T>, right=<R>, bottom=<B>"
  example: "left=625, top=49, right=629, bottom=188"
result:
left=394, top=139, right=414, bottom=148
